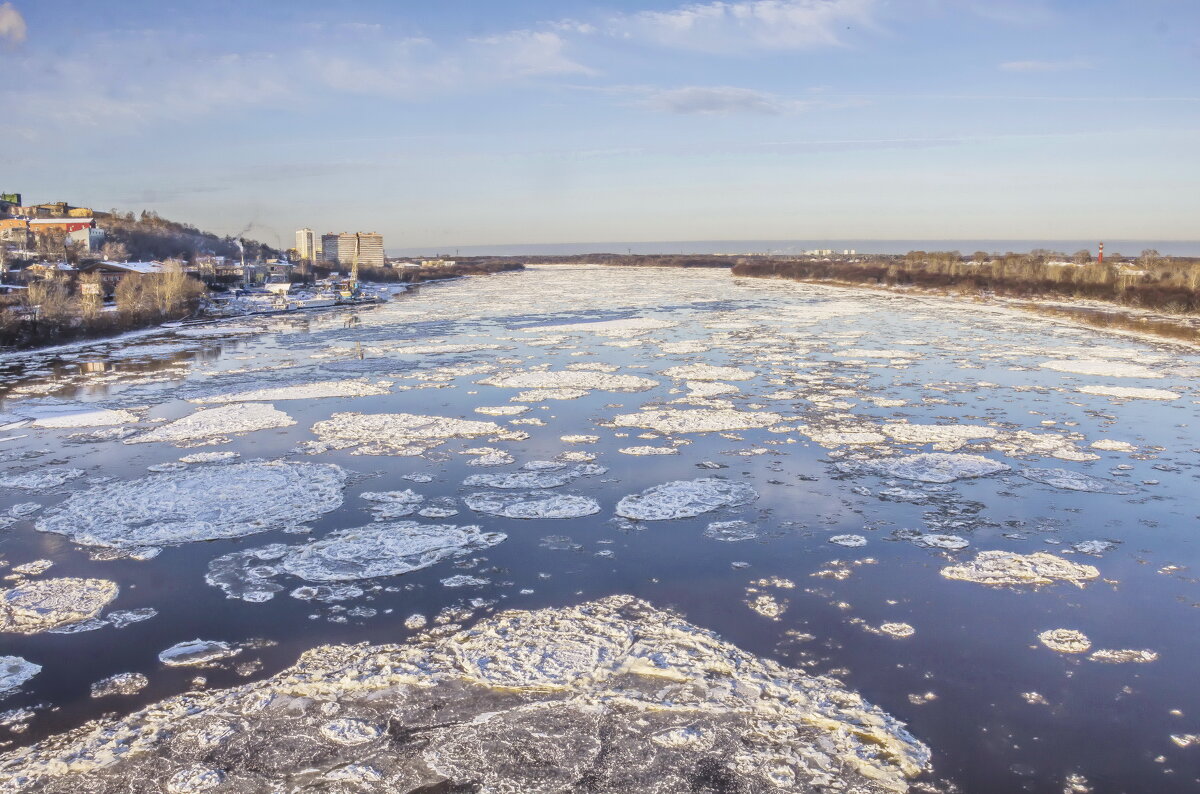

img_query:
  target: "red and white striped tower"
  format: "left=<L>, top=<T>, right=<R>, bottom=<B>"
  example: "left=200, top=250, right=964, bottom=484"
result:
left=1098, top=241, right=1104, bottom=264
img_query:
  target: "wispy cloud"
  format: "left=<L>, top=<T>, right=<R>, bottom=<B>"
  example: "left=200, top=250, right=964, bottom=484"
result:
left=608, top=0, right=877, bottom=53
left=1000, top=58, right=1091, bottom=72
left=0, top=2, right=26, bottom=44
left=468, top=30, right=595, bottom=78
left=643, top=86, right=797, bottom=115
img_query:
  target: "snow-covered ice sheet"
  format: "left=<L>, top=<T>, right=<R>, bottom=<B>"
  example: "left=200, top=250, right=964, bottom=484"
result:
left=0, top=596, right=930, bottom=793
left=127, top=403, right=295, bottom=446
left=36, top=462, right=346, bottom=550
left=616, top=478, right=758, bottom=521
left=207, top=522, right=505, bottom=601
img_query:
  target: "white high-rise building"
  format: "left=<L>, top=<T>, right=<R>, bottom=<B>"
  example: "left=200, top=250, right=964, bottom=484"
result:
left=295, top=228, right=315, bottom=262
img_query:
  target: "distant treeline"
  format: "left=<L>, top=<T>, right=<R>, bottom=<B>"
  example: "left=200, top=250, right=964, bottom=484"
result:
left=323, top=261, right=525, bottom=284
left=732, top=250, right=1200, bottom=314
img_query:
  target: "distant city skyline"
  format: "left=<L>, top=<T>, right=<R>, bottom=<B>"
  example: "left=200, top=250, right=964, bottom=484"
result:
left=2, top=1, right=1197, bottom=248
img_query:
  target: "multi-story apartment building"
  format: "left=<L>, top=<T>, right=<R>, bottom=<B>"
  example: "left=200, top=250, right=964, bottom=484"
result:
left=295, top=228, right=315, bottom=262
left=320, top=232, right=384, bottom=269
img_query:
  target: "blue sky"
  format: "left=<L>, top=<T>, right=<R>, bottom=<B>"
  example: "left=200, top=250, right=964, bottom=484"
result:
left=1, top=0, right=1197, bottom=250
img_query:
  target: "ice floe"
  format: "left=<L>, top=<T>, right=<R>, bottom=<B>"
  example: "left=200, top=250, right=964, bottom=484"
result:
left=1078, top=385, right=1179, bottom=400
left=1039, top=359, right=1162, bottom=379
left=128, top=403, right=295, bottom=446
left=158, top=640, right=241, bottom=667
left=359, top=490, right=424, bottom=519
left=90, top=672, right=149, bottom=698
left=1090, top=439, right=1135, bottom=452
left=1038, top=629, right=1092, bottom=654
left=0, top=577, right=118, bottom=634
left=0, top=468, right=84, bottom=491
left=0, top=657, right=40, bottom=698
left=29, top=408, right=140, bottom=428
left=207, top=522, right=505, bottom=601
left=525, top=317, right=674, bottom=335
left=941, top=551, right=1099, bottom=588
left=473, top=405, right=529, bottom=416
left=178, top=451, right=240, bottom=464
left=1019, top=467, right=1135, bottom=494
left=619, top=445, right=678, bottom=455
left=463, top=491, right=601, bottom=519
left=868, top=453, right=1010, bottom=483
left=11, top=559, right=52, bottom=576
left=882, top=423, right=998, bottom=448
left=829, top=534, right=868, bottom=547
left=479, top=370, right=658, bottom=392
left=662, top=364, right=755, bottom=381
left=191, top=379, right=390, bottom=403
left=703, top=520, right=758, bottom=542
left=310, top=412, right=503, bottom=455
left=611, top=408, right=781, bottom=434
left=463, top=463, right=605, bottom=489
left=0, top=596, right=931, bottom=792
left=1088, top=649, right=1158, bottom=664
left=37, top=461, right=346, bottom=550
left=616, top=478, right=758, bottom=521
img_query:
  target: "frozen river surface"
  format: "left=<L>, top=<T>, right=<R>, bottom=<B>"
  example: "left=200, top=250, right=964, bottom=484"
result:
left=0, top=265, right=1198, bottom=792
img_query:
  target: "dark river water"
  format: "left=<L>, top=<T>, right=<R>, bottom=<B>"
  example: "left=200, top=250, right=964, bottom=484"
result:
left=0, top=266, right=1198, bottom=793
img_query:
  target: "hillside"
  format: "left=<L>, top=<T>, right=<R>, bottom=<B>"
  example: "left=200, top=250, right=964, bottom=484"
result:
left=95, top=210, right=277, bottom=263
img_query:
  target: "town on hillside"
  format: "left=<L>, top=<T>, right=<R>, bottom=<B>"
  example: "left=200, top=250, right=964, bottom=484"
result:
left=0, top=191, right=512, bottom=349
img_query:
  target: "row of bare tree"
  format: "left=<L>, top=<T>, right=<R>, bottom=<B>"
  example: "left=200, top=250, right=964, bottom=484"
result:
left=731, top=252, right=1200, bottom=314
left=0, top=265, right=207, bottom=348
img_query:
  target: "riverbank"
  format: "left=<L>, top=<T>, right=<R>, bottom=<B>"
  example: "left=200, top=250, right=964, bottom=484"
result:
left=729, top=270, right=1200, bottom=347
left=0, top=264, right=525, bottom=355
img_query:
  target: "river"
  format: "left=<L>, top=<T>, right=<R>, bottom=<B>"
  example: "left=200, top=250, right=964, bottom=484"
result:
left=0, top=265, right=1197, bottom=793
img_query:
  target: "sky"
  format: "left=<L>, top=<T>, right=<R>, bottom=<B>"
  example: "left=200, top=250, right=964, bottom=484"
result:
left=0, top=0, right=1197, bottom=252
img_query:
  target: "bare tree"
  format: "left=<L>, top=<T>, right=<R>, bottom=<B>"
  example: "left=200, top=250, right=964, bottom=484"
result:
left=101, top=240, right=129, bottom=262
